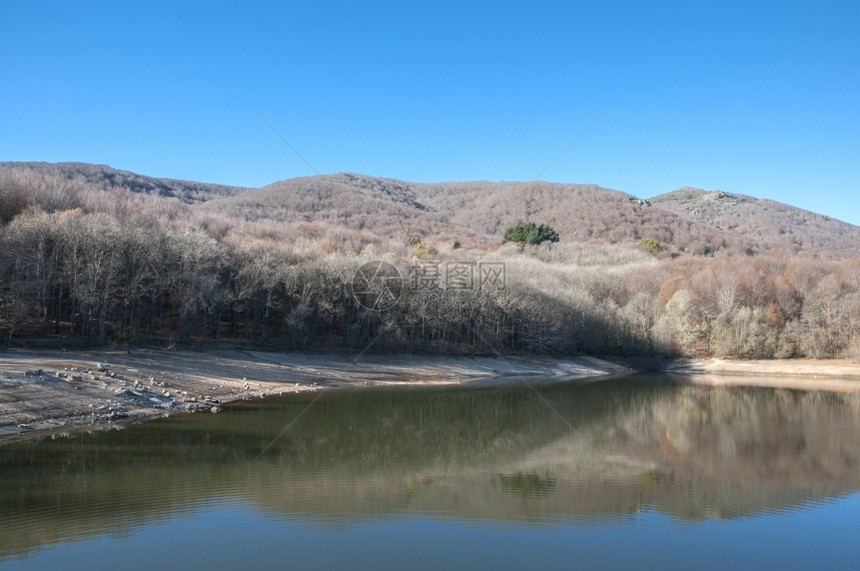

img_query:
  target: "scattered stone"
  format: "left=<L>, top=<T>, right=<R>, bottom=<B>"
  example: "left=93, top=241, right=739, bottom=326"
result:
left=71, top=374, right=82, bottom=382
left=97, top=363, right=110, bottom=372
left=210, top=406, right=222, bottom=413
left=25, top=370, right=43, bottom=377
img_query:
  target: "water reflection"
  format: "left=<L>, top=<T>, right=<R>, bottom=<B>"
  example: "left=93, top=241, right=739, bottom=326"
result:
left=1, top=376, right=859, bottom=559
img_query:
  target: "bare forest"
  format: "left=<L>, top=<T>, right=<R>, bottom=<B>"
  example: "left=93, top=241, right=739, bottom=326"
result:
left=1, top=162, right=859, bottom=359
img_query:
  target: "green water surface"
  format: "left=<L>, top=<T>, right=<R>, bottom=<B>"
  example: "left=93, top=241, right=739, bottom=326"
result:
left=2, top=375, right=859, bottom=569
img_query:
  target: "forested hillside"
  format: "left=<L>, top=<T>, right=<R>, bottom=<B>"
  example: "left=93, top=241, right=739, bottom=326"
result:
left=650, top=187, right=860, bottom=253
left=1, top=162, right=858, bottom=359
left=3, top=162, right=249, bottom=204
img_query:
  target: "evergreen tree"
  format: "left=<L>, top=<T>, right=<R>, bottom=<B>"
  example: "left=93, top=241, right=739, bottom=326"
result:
left=502, top=221, right=560, bottom=245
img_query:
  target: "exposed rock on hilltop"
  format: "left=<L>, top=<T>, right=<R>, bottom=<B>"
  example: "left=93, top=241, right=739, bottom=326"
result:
left=650, top=187, right=860, bottom=253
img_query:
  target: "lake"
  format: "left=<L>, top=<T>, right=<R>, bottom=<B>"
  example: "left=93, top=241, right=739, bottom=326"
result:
left=1, top=375, right=859, bottom=569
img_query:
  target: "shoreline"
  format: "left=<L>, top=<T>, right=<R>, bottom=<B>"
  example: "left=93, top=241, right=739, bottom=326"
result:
left=664, top=357, right=860, bottom=392
left=667, top=357, right=860, bottom=379
left=1, top=350, right=858, bottom=445
left=0, top=349, right=631, bottom=445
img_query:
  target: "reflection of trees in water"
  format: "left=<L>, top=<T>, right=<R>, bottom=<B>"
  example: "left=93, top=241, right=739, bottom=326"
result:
left=649, top=386, right=859, bottom=485
left=499, top=473, right=557, bottom=498
left=607, top=384, right=860, bottom=521
left=1, top=379, right=860, bottom=557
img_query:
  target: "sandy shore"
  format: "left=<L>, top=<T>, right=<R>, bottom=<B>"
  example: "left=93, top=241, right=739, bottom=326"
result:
left=2, top=350, right=858, bottom=445
left=668, top=357, right=860, bottom=378
left=667, top=358, right=860, bottom=391
left=0, top=349, right=630, bottom=444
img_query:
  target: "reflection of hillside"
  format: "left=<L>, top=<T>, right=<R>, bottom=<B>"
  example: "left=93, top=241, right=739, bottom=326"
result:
left=502, top=383, right=860, bottom=522
left=2, top=379, right=860, bottom=559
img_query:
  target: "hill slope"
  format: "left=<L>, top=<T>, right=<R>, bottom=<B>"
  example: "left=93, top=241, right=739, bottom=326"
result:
left=650, top=187, right=860, bottom=253
left=0, top=162, right=249, bottom=204
left=2, top=162, right=859, bottom=255
left=207, top=173, right=860, bottom=256
left=203, top=174, right=757, bottom=254
left=2, top=162, right=860, bottom=359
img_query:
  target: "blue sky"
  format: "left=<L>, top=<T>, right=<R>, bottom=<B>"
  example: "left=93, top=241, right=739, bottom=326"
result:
left=2, top=1, right=859, bottom=225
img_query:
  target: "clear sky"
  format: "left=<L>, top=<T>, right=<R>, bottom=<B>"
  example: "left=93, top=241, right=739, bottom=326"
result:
left=2, top=1, right=859, bottom=225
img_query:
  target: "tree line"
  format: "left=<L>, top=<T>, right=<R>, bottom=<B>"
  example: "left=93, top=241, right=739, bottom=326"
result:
left=0, top=205, right=530, bottom=351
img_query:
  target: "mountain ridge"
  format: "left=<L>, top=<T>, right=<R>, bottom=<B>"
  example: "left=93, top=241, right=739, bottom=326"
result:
left=2, top=161, right=859, bottom=255
left=0, top=161, right=250, bottom=203
left=648, top=186, right=859, bottom=253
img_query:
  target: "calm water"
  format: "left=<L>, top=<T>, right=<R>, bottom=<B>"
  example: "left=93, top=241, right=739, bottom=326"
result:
left=2, top=375, right=860, bottom=570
